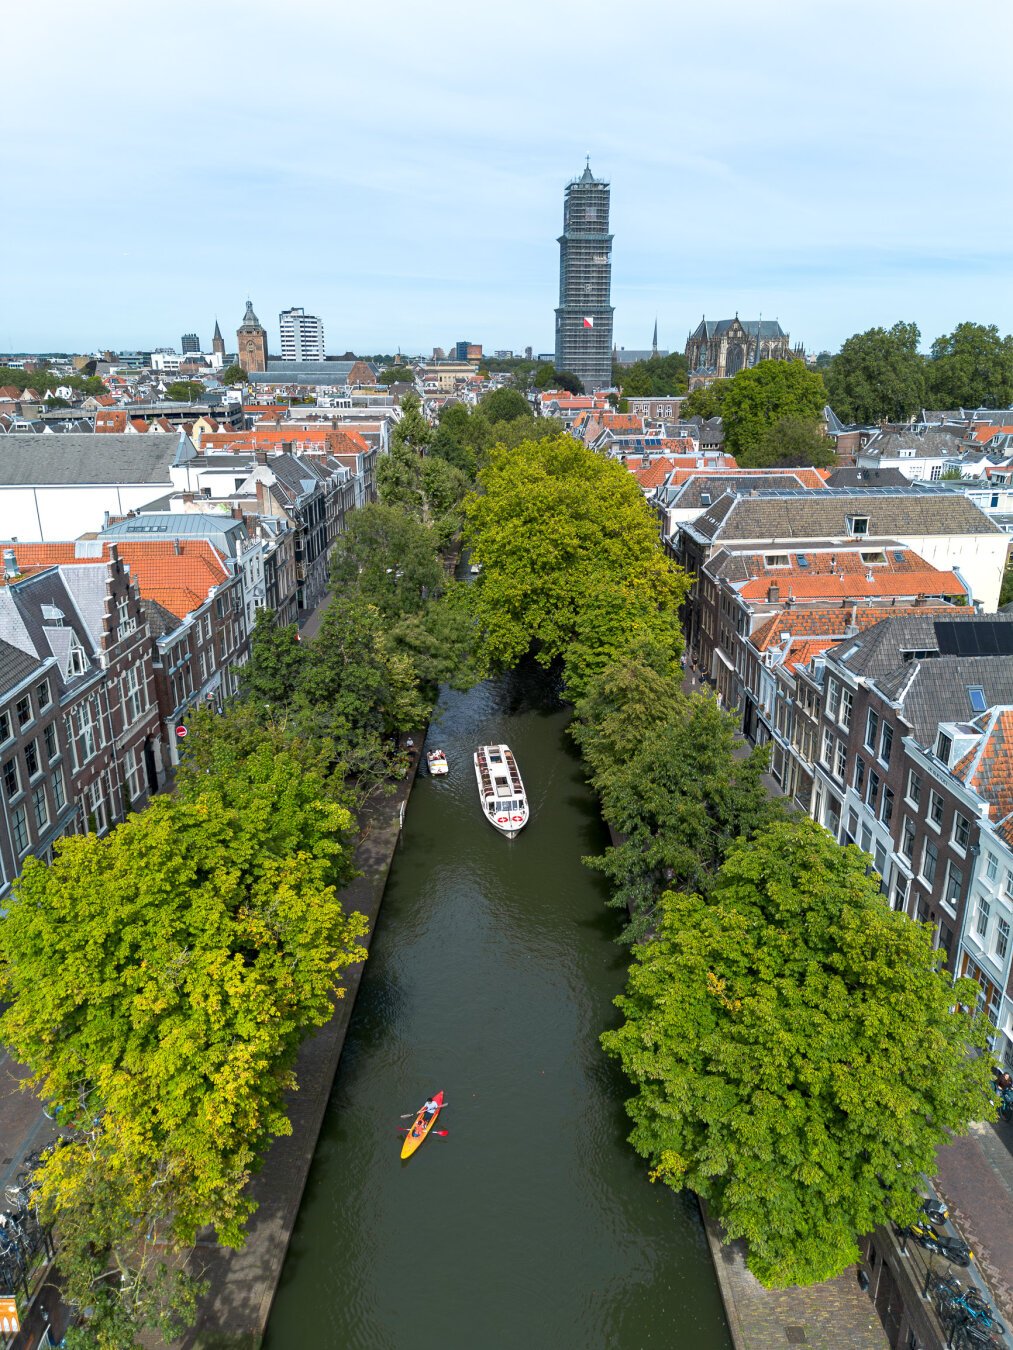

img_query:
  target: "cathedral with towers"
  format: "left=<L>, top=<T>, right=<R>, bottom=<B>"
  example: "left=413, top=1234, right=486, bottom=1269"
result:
left=684, top=316, right=803, bottom=389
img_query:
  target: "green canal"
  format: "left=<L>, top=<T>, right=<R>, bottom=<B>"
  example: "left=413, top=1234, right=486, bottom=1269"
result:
left=264, top=666, right=733, bottom=1349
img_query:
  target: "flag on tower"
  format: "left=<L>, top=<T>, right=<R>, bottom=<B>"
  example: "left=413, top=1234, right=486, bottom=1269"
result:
left=583, top=316, right=594, bottom=328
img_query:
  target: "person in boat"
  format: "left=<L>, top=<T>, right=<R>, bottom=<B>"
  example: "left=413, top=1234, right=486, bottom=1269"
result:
left=423, top=1096, right=443, bottom=1116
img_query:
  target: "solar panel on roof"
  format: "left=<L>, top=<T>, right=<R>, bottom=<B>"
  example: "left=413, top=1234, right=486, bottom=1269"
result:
left=934, top=621, right=1013, bottom=657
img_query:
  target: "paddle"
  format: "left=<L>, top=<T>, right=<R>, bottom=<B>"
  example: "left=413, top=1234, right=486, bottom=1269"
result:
left=397, top=1128, right=449, bottom=1137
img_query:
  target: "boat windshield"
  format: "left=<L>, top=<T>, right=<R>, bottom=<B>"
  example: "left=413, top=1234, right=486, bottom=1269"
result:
left=491, top=800, right=524, bottom=813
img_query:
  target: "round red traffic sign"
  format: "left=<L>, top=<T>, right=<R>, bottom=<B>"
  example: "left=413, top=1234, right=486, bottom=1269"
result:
left=175, top=725, right=188, bottom=739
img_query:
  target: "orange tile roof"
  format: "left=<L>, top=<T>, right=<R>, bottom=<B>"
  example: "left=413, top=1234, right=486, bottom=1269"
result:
left=972, top=424, right=1013, bottom=443
left=953, top=709, right=1013, bottom=844
left=738, top=569, right=964, bottom=602
left=2, top=540, right=229, bottom=620
left=750, top=603, right=957, bottom=652
left=95, top=411, right=128, bottom=433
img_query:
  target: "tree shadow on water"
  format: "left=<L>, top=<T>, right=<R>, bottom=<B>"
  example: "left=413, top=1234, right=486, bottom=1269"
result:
left=495, top=654, right=566, bottom=717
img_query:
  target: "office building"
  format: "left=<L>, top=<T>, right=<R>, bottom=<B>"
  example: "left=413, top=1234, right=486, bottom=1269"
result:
left=279, top=307, right=325, bottom=362
left=554, top=162, right=614, bottom=392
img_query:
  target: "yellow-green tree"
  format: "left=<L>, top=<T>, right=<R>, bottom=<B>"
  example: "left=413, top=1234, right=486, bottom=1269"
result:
left=463, top=434, right=688, bottom=696
left=0, top=738, right=367, bottom=1346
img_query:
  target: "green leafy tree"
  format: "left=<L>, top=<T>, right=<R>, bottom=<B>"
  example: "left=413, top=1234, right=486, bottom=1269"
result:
left=239, top=608, right=305, bottom=706
left=378, top=365, right=415, bottom=385
left=533, top=362, right=560, bottom=389
left=480, top=386, right=530, bottom=422
left=743, top=416, right=836, bottom=469
left=220, top=362, right=247, bottom=386
left=720, top=360, right=827, bottom=459
left=823, top=322, right=926, bottom=423
left=330, top=503, right=444, bottom=618
left=553, top=370, right=584, bottom=395
left=164, top=379, right=205, bottom=402
left=0, top=735, right=367, bottom=1344
left=602, top=818, right=994, bottom=1287
left=573, top=648, right=782, bottom=935
left=681, top=379, right=731, bottom=421
left=613, top=352, right=688, bottom=397
left=927, top=322, right=1013, bottom=409
left=999, top=556, right=1013, bottom=608
left=463, top=434, right=689, bottom=696
left=388, top=580, right=483, bottom=691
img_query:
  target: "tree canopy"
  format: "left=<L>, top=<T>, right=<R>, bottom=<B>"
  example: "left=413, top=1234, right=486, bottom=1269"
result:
left=220, top=362, right=247, bottom=386
left=718, top=360, right=827, bottom=460
left=746, top=416, right=837, bottom=469
left=681, top=380, right=731, bottom=422
left=463, top=435, right=689, bottom=696
left=479, top=386, right=530, bottom=422
left=164, top=379, right=205, bottom=402
left=613, top=352, right=688, bottom=397
left=602, top=818, right=994, bottom=1287
left=927, top=322, right=1013, bottom=409
left=823, top=322, right=926, bottom=423
left=0, top=726, right=367, bottom=1342
left=572, top=646, right=781, bottom=936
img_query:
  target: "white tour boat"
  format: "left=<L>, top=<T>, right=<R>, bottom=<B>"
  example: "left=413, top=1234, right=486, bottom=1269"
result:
left=473, top=744, right=529, bottom=838
left=426, top=749, right=449, bottom=777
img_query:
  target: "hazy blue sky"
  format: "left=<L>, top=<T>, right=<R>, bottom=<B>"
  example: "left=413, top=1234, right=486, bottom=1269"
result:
left=5, top=0, right=1012, bottom=357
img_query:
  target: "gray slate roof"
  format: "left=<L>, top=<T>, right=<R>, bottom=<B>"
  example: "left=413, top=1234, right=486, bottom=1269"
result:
left=0, top=637, right=42, bottom=694
left=862, top=428, right=964, bottom=458
left=824, top=467, right=912, bottom=489
left=690, top=317, right=787, bottom=341
left=690, top=487, right=1001, bottom=544
left=0, top=432, right=195, bottom=485
left=101, top=512, right=248, bottom=558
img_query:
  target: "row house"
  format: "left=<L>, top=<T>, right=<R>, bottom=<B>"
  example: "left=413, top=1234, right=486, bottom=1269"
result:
left=0, top=550, right=162, bottom=898
left=655, top=468, right=828, bottom=540
left=809, top=614, right=1013, bottom=973
left=99, top=510, right=299, bottom=634
left=676, top=487, right=1008, bottom=658
left=4, top=540, right=247, bottom=768
left=169, top=449, right=363, bottom=615
left=695, top=540, right=968, bottom=721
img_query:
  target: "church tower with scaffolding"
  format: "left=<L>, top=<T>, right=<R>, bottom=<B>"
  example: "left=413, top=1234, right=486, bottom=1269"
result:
left=553, top=162, right=614, bottom=392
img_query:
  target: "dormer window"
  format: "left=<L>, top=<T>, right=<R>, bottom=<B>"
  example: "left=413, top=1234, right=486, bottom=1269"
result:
left=764, top=554, right=790, bottom=568
left=936, top=731, right=953, bottom=764
left=847, top=516, right=869, bottom=536
left=68, top=641, right=88, bottom=676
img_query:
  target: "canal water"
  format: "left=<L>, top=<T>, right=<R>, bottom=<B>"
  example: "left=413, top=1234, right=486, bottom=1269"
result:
left=264, top=667, right=732, bottom=1350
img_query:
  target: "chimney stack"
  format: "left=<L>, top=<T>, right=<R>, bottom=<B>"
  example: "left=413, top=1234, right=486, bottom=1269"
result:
left=768, top=583, right=780, bottom=603
left=3, top=548, right=18, bottom=580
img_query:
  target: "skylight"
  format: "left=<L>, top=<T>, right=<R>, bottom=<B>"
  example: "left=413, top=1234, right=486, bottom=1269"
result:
left=968, top=686, right=987, bottom=714
left=797, top=554, right=809, bottom=567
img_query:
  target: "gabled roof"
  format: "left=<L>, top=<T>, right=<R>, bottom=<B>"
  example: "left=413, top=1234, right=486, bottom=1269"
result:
left=951, top=708, right=1013, bottom=844
left=0, top=432, right=196, bottom=485
left=691, top=486, right=1002, bottom=544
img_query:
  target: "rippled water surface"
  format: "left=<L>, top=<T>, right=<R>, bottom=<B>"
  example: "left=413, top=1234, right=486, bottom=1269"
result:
left=264, top=668, right=732, bottom=1350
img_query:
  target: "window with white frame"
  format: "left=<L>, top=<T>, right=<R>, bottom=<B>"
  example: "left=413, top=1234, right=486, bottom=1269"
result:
left=122, top=666, right=145, bottom=725
left=921, top=839, right=938, bottom=886
left=826, top=679, right=841, bottom=720
left=44, top=722, right=58, bottom=762
left=865, top=708, right=879, bottom=750
left=124, top=747, right=144, bottom=802
left=996, top=917, right=1010, bottom=961
left=840, top=688, right=853, bottom=729
left=977, top=895, right=992, bottom=937
left=986, top=851, right=999, bottom=881
left=944, top=862, right=963, bottom=907
left=821, top=727, right=834, bottom=767
left=1005, top=868, right=1013, bottom=902
left=928, top=790, right=944, bottom=829
left=880, top=722, right=893, bottom=765
left=88, top=778, right=108, bottom=835
left=11, top=803, right=28, bottom=853
left=31, top=783, right=48, bottom=830
left=52, top=767, right=65, bottom=812
left=952, top=813, right=971, bottom=852
left=901, top=817, right=916, bottom=860
left=834, top=739, right=847, bottom=781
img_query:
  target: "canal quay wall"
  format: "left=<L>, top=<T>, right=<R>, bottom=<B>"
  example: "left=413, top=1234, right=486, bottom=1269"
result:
left=175, top=754, right=422, bottom=1350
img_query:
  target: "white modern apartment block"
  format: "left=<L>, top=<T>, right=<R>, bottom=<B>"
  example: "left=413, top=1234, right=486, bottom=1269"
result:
left=279, top=307, right=325, bottom=361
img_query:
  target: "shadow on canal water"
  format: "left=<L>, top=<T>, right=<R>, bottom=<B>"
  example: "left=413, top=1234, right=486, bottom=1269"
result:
left=263, top=671, right=732, bottom=1350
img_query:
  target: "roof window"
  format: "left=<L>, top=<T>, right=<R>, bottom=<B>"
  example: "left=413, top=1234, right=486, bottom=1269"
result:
left=764, top=554, right=790, bottom=568
left=968, top=686, right=987, bottom=714
left=797, top=554, right=809, bottom=567
left=847, top=516, right=869, bottom=536
left=860, top=551, right=886, bottom=565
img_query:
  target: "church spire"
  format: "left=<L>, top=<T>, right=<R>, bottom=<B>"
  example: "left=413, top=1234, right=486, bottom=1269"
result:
left=652, top=317, right=658, bottom=357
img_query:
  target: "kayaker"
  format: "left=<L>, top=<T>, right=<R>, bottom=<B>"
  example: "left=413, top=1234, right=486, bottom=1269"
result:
left=423, top=1096, right=443, bottom=1116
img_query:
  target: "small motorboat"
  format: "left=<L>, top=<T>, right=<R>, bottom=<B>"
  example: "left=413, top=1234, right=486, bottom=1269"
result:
left=426, top=749, right=449, bottom=777
left=474, top=744, right=528, bottom=838
left=401, top=1090, right=445, bottom=1160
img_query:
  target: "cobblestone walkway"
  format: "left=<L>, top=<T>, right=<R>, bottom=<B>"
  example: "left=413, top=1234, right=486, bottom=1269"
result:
left=703, top=1207, right=888, bottom=1350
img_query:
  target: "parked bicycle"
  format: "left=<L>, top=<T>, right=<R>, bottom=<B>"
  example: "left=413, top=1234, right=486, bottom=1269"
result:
left=930, top=1273, right=1005, bottom=1344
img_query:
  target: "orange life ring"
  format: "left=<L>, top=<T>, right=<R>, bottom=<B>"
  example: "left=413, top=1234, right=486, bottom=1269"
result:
left=512, top=814, right=523, bottom=823
left=496, top=814, right=508, bottom=824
